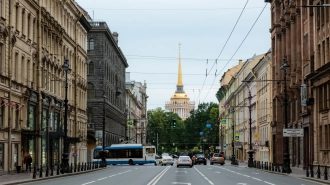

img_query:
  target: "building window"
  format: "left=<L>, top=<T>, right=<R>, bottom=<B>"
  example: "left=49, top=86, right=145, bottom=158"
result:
left=87, top=83, right=95, bottom=98
left=88, top=61, right=94, bottom=75
left=28, top=105, right=36, bottom=130
left=88, top=38, right=94, bottom=50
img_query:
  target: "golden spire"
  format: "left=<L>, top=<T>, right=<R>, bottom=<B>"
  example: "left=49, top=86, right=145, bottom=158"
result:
left=177, top=43, right=183, bottom=86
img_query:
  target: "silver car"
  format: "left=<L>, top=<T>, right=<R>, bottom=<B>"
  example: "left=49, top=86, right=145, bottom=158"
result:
left=177, top=156, right=192, bottom=168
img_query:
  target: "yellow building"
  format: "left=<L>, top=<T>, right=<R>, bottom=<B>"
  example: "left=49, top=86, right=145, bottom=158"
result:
left=165, top=44, right=194, bottom=120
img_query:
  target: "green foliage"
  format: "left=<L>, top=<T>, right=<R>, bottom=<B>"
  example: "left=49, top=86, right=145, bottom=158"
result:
left=146, top=102, right=219, bottom=154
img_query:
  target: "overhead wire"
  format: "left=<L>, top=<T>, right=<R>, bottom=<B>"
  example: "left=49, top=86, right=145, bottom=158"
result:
left=195, top=0, right=250, bottom=104
left=202, top=2, right=268, bottom=102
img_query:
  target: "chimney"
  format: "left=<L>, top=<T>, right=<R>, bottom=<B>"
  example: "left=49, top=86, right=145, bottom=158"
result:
left=239, top=60, right=243, bottom=64
left=112, top=32, right=119, bottom=44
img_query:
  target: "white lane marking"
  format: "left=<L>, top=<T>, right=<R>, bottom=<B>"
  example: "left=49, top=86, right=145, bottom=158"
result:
left=172, top=183, right=191, bottom=185
left=97, top=177, right=108, bottom=181
left=82, top=181, right=95, bottom=185
left=263, top=182, right=275, bottom=185
left=253, top=172, right=259, bottom=174
left=194, top=167, right=215, bottom=185
left=237, top=183, right=247, bottom=185
left=175, top=171, right=187, bottom=173
left=251, top=177, right=262, bottom=181
left=215, top=171, right=221, bottom=173
left=147, top=166, right=171, bottom=185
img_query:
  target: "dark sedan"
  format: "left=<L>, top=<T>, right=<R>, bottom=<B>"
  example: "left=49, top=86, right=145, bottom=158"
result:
left=194, top=154, right=207, bottom=165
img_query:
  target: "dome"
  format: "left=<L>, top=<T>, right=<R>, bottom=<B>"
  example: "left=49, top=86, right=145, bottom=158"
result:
left=171, top=92, right=190, bottom=99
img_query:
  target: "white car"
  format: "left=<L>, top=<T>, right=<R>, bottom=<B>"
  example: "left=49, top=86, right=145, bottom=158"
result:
left=160, top=156, right=174, bottom=166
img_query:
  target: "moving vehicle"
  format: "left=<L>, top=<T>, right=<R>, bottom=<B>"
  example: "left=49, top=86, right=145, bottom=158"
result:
left=194, top=154, right=207, bottom=165
left=210, top=153, right=225, bottom=165
left=160, top=155, right=174, bottom=166
left=93, top=144, right=156, bottom=165
left=177, top=156, right=192, bottom=168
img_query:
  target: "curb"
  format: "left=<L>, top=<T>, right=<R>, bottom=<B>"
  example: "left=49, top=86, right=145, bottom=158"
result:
left=2, top=167, right=107, bottom=185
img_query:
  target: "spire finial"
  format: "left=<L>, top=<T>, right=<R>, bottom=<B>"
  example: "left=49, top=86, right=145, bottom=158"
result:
left=177, top=43, right=183, bottom=86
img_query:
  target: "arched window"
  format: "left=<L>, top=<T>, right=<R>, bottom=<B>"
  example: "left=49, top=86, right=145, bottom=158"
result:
left=87, top=83, right=95, bottom=98
left=89, top=38, right=94, bottom=50
left=88, top=61, right=94, bottom=75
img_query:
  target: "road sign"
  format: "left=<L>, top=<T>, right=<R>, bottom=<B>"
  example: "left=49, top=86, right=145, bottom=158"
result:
left=253, top=133, right=259, bottom=139
left=72, top=152, right=78, bottom=157
left=206, top=123, right=211, bottom=128
left=225, top=104, right=230, bottom=110
left=221, top=119, right=227, bottom=126
left=235, top=134, right=239, bottom=141
left=283, top=128, right=304, bottom=137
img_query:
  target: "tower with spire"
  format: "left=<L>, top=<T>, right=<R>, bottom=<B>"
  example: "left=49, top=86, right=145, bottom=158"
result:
left=165, top=44, right=195, bottom=120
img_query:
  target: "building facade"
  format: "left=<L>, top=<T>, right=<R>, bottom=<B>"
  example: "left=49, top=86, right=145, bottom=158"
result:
left=86, top=21, right=128, bottom=162
left=125, top=72, right=148, bottom=144
left=165, top=45, right=194, bottom=120
left=267, top=0, right=311, bottom=168
left=0, top=0, right=90, bottom=173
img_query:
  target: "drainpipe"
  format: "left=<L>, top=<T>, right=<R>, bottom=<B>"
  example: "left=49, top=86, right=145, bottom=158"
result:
left=37, top=0, right=42, bottom=168
left=74, top=12, right=83, bottom=164
left=7, top=0, right=13, bottom=174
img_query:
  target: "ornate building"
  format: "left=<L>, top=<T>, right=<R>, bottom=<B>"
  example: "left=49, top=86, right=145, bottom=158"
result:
left=267, top=0, right=310, bottom=169
left=165, top=45, right=194, bottom=120
left=86, top=21, right=128, bottom=161
left=125, top=72, right=148, bottom=144
left=0, top=0, right=90, bottom=173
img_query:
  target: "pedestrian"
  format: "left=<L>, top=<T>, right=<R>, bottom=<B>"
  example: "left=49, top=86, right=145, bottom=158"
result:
left=24, top=153, right=32, bottom=173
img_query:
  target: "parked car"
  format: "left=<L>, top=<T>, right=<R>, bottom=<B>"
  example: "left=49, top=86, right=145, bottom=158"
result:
left=177, top=156, right=193, bottom=168
left=210, top=153, right=225, bottom=165
left=195, top=154, right=207, bottom=165
left=161, top=156, right=174, bottom=166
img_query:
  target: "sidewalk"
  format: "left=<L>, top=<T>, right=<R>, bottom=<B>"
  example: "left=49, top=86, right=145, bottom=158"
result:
left=0, top=168, right=105, bottom=185
left=234, top=161, right=330, bottom=185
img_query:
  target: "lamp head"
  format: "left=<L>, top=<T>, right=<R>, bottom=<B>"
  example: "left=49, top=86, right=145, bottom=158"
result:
left=62, top=58, right=72, bottom=72
left=280, top=58, right=290, bottom=71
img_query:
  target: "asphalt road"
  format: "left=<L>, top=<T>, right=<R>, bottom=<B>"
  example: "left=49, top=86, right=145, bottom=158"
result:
left=19, top=161, right=323, bottom=185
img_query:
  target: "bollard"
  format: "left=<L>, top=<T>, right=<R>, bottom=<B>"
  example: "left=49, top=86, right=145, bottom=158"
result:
left=87, top=162, right=90, bottom=170
left=84, top=162, right=87, bottom=171
left=74, top=163, right=76, bottom=173
left=50, top=165, right=53, bottom=176
left=46, top=165, right=49, bottom=177
left=92, top=162, right=95, bottom=169
left=81, top=162, right=84, bottom=172
left=33, top=165, right=36, bottom=179
left=310, top=164, right=314, bottom=178
left=70, top=163, right=73, bottom=173
left=39, top=165, right=43, bottom=178
left=324, top=165, right=328, bottom=180
left=317, top=164, right=321, bottom=179
left=262, top=161, right=264, bottom=169
left=306, top=164, right=309, bottom=177
left=78, top=163, right=80, bottom=172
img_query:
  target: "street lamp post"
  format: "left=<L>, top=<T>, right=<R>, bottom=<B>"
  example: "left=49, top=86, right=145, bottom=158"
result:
left=101, top=91, right=107, bottom=167
left=61, top=58, right=71, bottom=173
left=247, top=90, right=254, bottom=167
left=231, top=108, right=237, bottom=165
left=280, top=58, right=291, bottom=173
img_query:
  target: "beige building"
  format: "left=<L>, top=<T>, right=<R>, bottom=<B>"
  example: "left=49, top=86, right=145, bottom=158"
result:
left=165, top=45, right=194, bottom=120
left=0, top=0, right=90, bottom=173
left=125, top=72, right=148, bottom=144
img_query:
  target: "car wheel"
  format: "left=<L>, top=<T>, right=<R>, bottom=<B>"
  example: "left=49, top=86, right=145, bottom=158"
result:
left=128, top=159, right=134, bottom=165
left=154, top=163, right=157, bottom=166
left=220, top=163, right=224, bottom=165
left=204, top=163, right=206, bottom=165
left=177, top=165, right=179, bottom=168
left=190, top=165, right=192, bottom=168
left=171, top=164, right=173, bottom=166
left=210, top=163, right=213, bottom=165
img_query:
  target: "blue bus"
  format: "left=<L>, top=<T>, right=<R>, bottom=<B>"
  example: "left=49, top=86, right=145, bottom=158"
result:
left=93, top=144, right=156, bottom=165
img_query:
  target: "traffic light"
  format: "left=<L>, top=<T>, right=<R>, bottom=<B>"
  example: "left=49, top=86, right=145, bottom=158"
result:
left=172, top=119, right=177, bottom=128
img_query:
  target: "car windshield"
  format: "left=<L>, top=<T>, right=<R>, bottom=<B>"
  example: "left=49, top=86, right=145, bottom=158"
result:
left=179, top=156, right=190, bottom=160
left=214, top=154, right=219, bottom=157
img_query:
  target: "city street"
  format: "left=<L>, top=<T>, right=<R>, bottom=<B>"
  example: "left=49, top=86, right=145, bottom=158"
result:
left=15, top=162, right=323, bottom=185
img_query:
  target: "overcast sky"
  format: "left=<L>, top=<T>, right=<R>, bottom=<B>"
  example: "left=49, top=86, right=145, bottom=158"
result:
left=76, top=0, right=271, bottom=111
